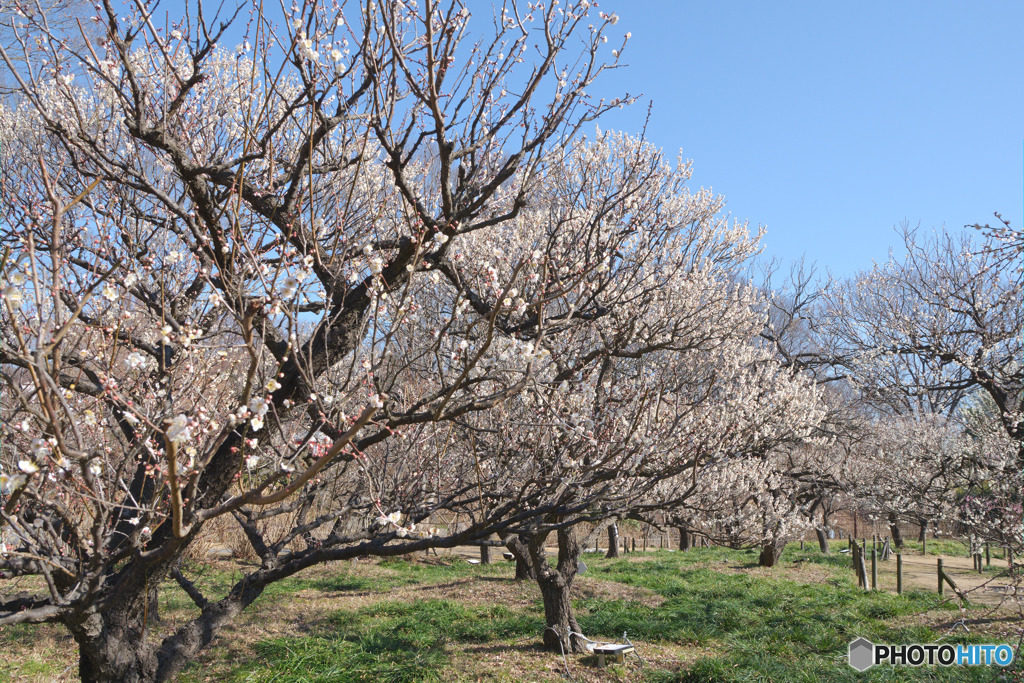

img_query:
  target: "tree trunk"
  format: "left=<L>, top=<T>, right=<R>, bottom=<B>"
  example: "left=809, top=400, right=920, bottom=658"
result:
left=480, top=543, right=491, bottom=564
left=533, top=527, right=587, bottom=654
left=815, top=527, right=830, bottom=554
left=503, top=533, right=536, bottom=581
left=606, top=523, right=620, bottom=559
left=538, top=572, right=583, bottom=654
left=76, top=632, right=157, bottom=682
left=71, top=593, right=160, bottom=683
left=678, top=526, right=691, bottom=551
left=759, top=537, right=786, bottom=567
left=918, top=520, right=927, bottom=543
left=888, top=513, right=904, bottom=549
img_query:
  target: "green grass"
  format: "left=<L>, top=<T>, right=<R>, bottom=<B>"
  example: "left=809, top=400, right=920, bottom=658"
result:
left=203, top=600, right=543, bottom=683
left=587, top=550, right=998, bottom=682
left=0, top=621, right=74, bottom=681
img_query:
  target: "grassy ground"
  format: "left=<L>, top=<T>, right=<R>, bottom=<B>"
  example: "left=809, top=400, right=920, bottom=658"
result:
left=1, top=545, right=1020, bottom=682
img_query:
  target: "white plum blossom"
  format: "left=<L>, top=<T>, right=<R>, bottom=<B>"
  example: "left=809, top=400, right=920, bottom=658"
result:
left=18, top=459, right=40, bottom=474
left=166, top=415, right=192, bottom=443
left=248, top=397, right=269, bottom=417
left=2, top=286, right=23, bottom=308
left=280, top=275, right=300, bottom=299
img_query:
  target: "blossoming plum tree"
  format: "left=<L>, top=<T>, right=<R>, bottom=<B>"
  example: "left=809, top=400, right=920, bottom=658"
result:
left=444, top=219, right=827, bottom=651
left=0, top=0, right=654, bottom=679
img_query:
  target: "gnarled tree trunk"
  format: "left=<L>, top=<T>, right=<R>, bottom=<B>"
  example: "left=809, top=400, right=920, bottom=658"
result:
left=73, top=612, right=157, bottom=683
left=532, top=527, right=587, bottom=654
left=69, top=569, right=166, bottom=683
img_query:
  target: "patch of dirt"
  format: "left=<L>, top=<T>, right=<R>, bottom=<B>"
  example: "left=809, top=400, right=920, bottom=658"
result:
left=258, top=558, right=665, bottom=615
left=438, top=639, right=706, bottom=683
left=575, top=576, right=665, bottom=608
left=831, top=551, right=1019, bottom=608
left=889, top=607, right=1024, bottom=641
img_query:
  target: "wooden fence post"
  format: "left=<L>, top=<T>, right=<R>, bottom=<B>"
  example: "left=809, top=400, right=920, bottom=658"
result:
left=937, top=558, right=943, bottom=596
left=896, top=553, right=903, bottom=595
left=871, top=549, right=877, bottom=590
left=859, top=552, right=870, bottom=591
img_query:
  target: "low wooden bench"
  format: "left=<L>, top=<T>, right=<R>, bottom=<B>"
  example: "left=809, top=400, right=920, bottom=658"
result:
left=592, top=643, right=634, bottom=667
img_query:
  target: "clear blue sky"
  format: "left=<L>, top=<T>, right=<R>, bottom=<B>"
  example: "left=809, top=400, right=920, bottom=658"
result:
left=584, top=1, right=1023, bottom=277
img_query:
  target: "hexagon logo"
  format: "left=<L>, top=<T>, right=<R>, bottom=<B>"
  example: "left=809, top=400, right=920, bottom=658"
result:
left=848, top=638, right=874, bottom=671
